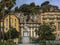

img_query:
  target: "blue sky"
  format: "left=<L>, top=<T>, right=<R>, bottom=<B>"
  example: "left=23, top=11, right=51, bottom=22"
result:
left=14, top=0, right=60, bottom=9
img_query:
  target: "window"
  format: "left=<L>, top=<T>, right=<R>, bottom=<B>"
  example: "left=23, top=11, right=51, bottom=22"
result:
left=23, top=31, right=28, bottom=36
left=6, top=19, right=8, bottom=21
left=15, top=19, right=16, bottom=26
left=42, top=16, right=47, bottom=20
left=50, top=7, right=54, bottom=11
left=6, top=22, right=8, bottom=26
left=32, top=31, right=34, bottom=37
left=57, top=15, right=60, bottom=20
left=31, top=24, right=33, bottom=27
left=1, top=28, right=4, bottom=31
left=34, top=15, right=39, bottom=22
left=10, top=18, right=13, bottom=27
left=34, top=28, right=36, bottom=31
left=58, top=32, right=60, bottom=37
left=48, top=15, right=55, bottom=20
left=6, top=19, right=8, bottom=27
left=15, top=23, right=16, bottom=26
left=34, top=24, right=36, bottom=26
left=37, top=24, right=39, bottom=27
left=6, top=28, right=8, bottom=30
left=10, top=18, right=13, bottom=23
left=21, top=24, right=23, bottom=26
left=58, top=22, right=60, bottom=31
left=15, top=19, right=16, bottom=22
left=30, top=16, right=33, bottom=19
left=36, top=28, right=38, bottom=30
left=29, top=31, right=31, bottom=36
left=21, top=28, right=23, bottom=30
left=20, top=17, right=23, bottom=23
left=1, top=22, right=3, bottom=27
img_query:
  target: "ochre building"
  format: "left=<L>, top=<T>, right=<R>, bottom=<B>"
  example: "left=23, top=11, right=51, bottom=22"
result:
left=0, top=14, right=20, bottom=43
left=40, top=12, right=60, bottom=40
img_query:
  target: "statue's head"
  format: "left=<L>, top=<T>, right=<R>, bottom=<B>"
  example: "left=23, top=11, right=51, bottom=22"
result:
left=24, top=25, right=29, bottom=30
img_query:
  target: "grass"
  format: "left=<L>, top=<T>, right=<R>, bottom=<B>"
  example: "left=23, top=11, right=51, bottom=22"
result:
left=0, top=40, right=15, bottom=45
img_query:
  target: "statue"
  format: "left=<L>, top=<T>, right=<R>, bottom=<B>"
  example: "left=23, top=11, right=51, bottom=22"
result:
left=22, top=16, right=30, bottom=43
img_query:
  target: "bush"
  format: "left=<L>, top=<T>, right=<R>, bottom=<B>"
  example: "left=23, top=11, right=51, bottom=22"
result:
left=5, top=39, right=15, bottom=45
left=0, top=41, right=6, bottom=45
left=30, top=37, right=39, bottom=43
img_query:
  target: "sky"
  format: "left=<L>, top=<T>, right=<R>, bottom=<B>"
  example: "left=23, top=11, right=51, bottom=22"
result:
left=14, top=0, right=60, bottom=9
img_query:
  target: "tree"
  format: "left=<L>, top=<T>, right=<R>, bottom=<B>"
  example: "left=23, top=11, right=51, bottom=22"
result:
left=30, top=2, right=35, bottom=7
left=40, top=1, right=60, bottom=12
left=35, top=22, right=56, bottom=41
left=41, top=1, right=49, bottom=6
left=5, top=28, right=20, bottom=40
left=0, top=0, right=16, bottom=42
left=0, top=0, right=16, bottom=19
left=14, top=6, right=19, bottom=12
left=1, top=0, right=16, bottom=10
left=31, top=6, right=40, bottom=14
left=19, top=4, right=31, bottom=15
left=0, top=31, right=2, bottom=40
left=18, top=2, right=40, bottom=15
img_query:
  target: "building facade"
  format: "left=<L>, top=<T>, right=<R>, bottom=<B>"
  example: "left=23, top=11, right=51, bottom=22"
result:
left=4, top=14, right=19, bottom=32
left=40, top=12, right=60, bottom=40
left=16, top=12, right=60, bottom=40
left=0, top=14, right=20, bottom=43
left=0, top=12, right=60, bottom=43
left=18, top=14, right=40, bottom=38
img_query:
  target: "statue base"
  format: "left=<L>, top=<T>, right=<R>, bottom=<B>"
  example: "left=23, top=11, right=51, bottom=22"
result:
left=22, top=36, right=30, bottom=43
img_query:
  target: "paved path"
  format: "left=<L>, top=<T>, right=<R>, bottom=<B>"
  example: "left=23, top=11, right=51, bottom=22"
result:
left=17, top=44, right=39, bottom=45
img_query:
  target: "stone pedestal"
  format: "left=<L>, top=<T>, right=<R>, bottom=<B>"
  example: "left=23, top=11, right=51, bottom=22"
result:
left=22, top=25, right=30, bottom=43
left=22, top=36, right=30, bottom=43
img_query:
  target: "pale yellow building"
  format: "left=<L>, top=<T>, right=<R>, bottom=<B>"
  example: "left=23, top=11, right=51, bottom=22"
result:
left=0, top=14, right=20, bottom=43
left=4, top=14, right=19, bottom=32
left=0, top=19, right=4, bottom=33
left=40, top=12, right=60, bottom=40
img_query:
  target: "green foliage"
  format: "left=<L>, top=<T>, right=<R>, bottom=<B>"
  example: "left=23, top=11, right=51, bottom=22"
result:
left=40, top=1, right=59, bottom=12
left=14, top=1, right=60, bottom=15
left=15, top=2, right=40, bottom=15
left=5, top=28, right=20, bottom=39
left=0, top=41, right=4, bottom=45
left=0, top=40, right=15, bottom=45
left=5, top=39, right=15, bottom=45
left=30, top=2, right=35, bottom=7
left=41, top=1, right=49, bottom=6
left=35, top=22, right=56, bottom=41
left=1, top=0, right=16, bottom=10
left=0, top=0, right=16, bottom=19
left=14, top=6, right=19, bottom=12
left=19, top=4, right=31, bottom=15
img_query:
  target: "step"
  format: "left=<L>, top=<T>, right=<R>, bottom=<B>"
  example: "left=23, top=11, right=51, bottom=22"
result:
left=17, top=44, right=39, bottom=45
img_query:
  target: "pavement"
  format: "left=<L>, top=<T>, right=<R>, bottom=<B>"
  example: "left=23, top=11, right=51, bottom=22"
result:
left=17, top=44, right=39, bottom=45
